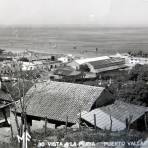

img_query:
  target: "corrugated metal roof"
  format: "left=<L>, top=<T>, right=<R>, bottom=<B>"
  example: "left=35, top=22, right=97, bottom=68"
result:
left=0, top=90, right=12, bottom=102
left=70, top=71, right=81, bottom=76
left=88, top=58, right=125, bottom=70
left=81, top=110, right=126, bottom=131
left=16, top=81, right=105, bottom=123
left=101, top=101, right=146, bottom=123
left=54, top=67, right=81, bottom=76
left=54, top=68, right=72, bottom=76
left=95, top=65, right=127, bottom=73
left=81, top=101, right=147, bottom=131
left=75, top=56, right=109, bottom=65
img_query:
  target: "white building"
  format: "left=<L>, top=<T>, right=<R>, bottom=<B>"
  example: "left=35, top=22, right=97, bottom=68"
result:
left=126, top=56, right=148, bottom=67
left=110, top=53, right=148, bottom=67
left=57, top=57, right=69, bottom=63
left=21, top=62, right=36, bottom=71
left=57, top=55, right=73, bottom=63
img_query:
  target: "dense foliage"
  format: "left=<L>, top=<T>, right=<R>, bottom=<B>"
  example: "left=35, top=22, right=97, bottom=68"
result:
left=128, top=50, right=148, bottom=57
left=2, top=80, right=33, bottom=101
left=129, top=64, right=148, bottom=82
left=108, top=64, right=148, bottom=106
left=118, top=81, right=148, bottom=106
left=0, top=49, right=5, bottom=55
left=20, top=69, right=41, bottom=80
left=18, top=57, right=29, bottom=62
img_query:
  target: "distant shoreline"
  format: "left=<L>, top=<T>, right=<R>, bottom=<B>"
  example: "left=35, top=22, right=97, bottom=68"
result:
left=1, top=24, right=148, bottom=29
left=5, top=47, right=108, bottom=58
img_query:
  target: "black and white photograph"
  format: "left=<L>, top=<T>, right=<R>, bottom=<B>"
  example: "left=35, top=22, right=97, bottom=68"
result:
left=0, top=0, right=148, bottom=147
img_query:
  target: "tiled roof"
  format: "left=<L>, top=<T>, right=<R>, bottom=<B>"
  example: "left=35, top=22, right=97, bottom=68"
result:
left=0, top=90, right=12, bottom=102
left=95, top=65, right=127, bottom=73
left=16, top=81, right=105, bottom=123
left=54, top=67, right=73, bottom=76
left=81, top=101, right=147, bottom=131
left=54, top=67, right=81, bottom=76
left=75, top=56, right=109, bottom=65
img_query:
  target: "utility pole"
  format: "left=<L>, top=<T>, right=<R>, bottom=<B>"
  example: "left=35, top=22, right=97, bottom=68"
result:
left=94, top=114, right=97, bottom=133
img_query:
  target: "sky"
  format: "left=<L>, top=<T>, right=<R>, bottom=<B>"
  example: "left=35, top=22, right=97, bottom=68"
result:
left=0, top=0, right=148, bottom=26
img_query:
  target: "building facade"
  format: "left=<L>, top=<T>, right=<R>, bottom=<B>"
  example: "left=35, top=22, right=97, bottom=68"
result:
left=126, top=56, right=148, bottom=67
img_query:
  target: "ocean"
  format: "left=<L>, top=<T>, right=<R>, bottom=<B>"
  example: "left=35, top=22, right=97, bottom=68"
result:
left=0, top=26, right=148, bottom=57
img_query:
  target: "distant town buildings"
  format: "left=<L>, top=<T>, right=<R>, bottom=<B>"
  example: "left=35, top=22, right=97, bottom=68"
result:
left=0, top=49, right=148, bottom=142
left=112, top=53, right=148, bottom=67
left=57, top=55, right=72, bottom=63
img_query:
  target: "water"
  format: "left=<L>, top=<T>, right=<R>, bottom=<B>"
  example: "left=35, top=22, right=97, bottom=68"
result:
left=0, top=26, right=148, bottom=57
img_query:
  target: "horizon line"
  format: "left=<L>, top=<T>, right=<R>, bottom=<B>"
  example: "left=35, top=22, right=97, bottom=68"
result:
left=1, top=24, right=148, bottom=28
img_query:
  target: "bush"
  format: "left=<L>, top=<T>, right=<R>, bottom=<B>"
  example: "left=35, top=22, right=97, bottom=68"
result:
left=129, top=64, right=148, bottom=82
left=18, top=57, right=29, bottom=62
left=79, top=64, right=90, bottom=72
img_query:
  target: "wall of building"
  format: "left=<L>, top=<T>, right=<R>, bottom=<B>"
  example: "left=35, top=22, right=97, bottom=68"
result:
left=67, top=61, right=80, bottom=70
left=91, top=89, right=114, bottom=110
left=126, top=56, right=148, bottom=67
left=58, top=57, right=69, bottom=63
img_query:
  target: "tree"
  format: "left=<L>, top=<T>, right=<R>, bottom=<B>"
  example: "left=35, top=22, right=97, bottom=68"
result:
left=20, top=69, right=41, bottom=80
left=79, top=64, right=90, bottom=72
left=18, top=57, right=29, bottom=62
left=0, top=49, right=5, bottom=55
left=2, top=80, right=33, bottom=101
left=128, top=50, right=148, bottom=57
left=129, top=64, right=148, bottom=82
left=119, top=81, right=148, bottom=106
left=51, top=56, right=55, bottom=61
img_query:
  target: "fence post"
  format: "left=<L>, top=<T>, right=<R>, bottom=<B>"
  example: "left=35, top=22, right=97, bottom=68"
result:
left=128, top=115, right=133, bottom=132
left=145, top=113, right=148, bottom=131
left=109, top=115, right=112, bottom=132
left=10, top=124, right=14, bottom=139
left=65, top=116, right=68, bottom=135
left=79, top=109, right=81, bottom=132
left=94, top=114, right=97, bottom=133
left=44, top=116, right=47, bottom=138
